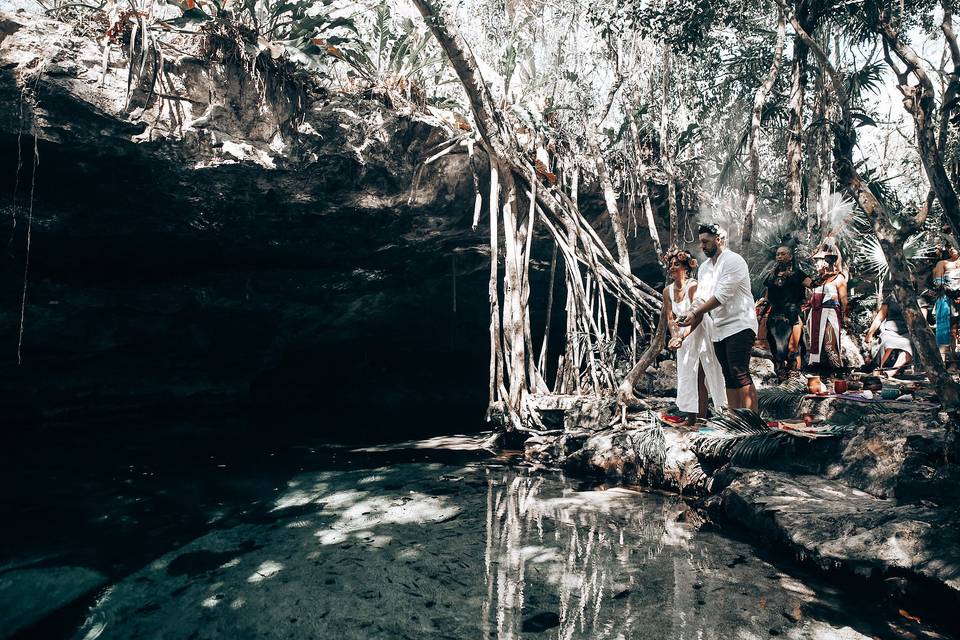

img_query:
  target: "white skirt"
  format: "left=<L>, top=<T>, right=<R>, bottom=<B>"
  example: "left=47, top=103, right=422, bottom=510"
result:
left=675, top=321, right=727, bottom=414
left=878, top=323, right=912, bottom=356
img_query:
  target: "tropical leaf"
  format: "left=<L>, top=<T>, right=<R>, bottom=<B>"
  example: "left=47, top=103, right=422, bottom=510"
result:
left=845, top=60, right=885, bottom=99
left=855, top=232, right=936, bottom=281
left=850, top=110, right=878, bottom=128
left=819, top=190, right=865, bottom=243
left=690, top=408, right=843, bottom=465
left=757, top=376, right=807, bottom=418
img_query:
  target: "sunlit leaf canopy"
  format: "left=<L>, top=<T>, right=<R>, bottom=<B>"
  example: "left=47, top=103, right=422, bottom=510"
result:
left=302, top=0, right=953, bottom=245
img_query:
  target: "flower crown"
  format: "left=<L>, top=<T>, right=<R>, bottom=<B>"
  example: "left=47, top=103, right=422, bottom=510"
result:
left=697, top=222, right=726, bottom=238
left=662, top=249, right=699, bottom=270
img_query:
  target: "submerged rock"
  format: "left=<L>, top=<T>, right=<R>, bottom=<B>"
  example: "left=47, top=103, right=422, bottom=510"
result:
left=716, top=469, right=960, bottom=605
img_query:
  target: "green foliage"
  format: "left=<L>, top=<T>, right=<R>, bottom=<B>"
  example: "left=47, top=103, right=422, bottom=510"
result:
left=339, top=2, right=444, bottom=90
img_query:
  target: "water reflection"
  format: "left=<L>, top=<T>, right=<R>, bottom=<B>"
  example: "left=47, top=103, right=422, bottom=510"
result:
left=481, top=469, right=712, bottom=639
left=67, top=457, right=914, bottom=640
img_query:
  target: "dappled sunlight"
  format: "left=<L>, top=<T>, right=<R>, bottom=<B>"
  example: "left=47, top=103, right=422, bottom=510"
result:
left=312, top=490, right=460, bottom=547
left=272, top=481, right=331, bottom=511
left=201, top=594, right=223, bottom=608
left=247, top=560, right=283, bottom=583
left=882, top=533, right=916, bottom=566
left=286, top=519, right=312, bottom=529
left=72, top=462, right=896, bottom=640
left=351, top=434, right=492, bottom=453
left=786, top=624, right=870, bottom=640
left=777, top=574, right=816, bottom=598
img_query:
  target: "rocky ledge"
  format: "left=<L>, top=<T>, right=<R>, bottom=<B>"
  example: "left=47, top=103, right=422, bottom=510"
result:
left=505, top=365, right=960, bottom=624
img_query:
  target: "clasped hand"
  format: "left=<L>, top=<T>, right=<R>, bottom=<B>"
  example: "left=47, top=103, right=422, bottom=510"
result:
left=676, top=309, right=699, bottom=327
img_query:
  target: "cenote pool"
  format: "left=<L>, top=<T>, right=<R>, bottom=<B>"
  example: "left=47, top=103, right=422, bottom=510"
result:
left=0, top=421, right=953, bottom=639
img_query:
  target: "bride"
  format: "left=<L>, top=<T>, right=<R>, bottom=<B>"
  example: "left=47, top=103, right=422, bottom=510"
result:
left=662, top=249, right=727, bottom=425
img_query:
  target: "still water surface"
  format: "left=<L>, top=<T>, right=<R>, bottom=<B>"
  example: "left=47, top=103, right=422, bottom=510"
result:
left=1, top=424, right=951, bottom=639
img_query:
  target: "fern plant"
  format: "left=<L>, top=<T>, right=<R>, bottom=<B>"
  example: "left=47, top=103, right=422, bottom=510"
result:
left=626, top=412, right=667, bottom=469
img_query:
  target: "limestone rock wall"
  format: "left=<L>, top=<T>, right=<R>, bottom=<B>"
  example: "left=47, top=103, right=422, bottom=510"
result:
left=0, top=9, right=493, bottom=429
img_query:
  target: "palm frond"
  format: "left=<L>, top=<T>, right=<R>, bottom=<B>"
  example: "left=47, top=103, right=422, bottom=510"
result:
left=692, top=409, right=811, bottom=465
left=820, top=191, right=864, bottom=242
left=626, top=412, right=667, bottom=469
left=757, top=377, right=807, bottom=418
left=855, top=232, right=937, bottom=282
left=844, top=59, right=884, bottom=100
left=855, top=233, right=888, bottom=280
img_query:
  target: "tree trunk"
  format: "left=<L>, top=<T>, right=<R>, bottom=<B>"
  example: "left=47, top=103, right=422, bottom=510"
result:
left=806, top=28, right=831, bottom=238
left=879, top=18, right=960, bottom=239
left=593, top=150, right=632, bottom=274
left=939, top=1, right=960, bottom=158
left=785, top=38, right=807, bottom=219
left=743, top=9, right=786, bottom=257
left=486, top=162, right=506, bottom=411
left=618, top=306, right=666, bottom=407
left=641, top=182, right=663, bottom=259
left=659, top=42, right=677, bottom=248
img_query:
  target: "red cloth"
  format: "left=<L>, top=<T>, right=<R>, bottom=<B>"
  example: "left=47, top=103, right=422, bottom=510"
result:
left=809, top=292, right=824, bottom=356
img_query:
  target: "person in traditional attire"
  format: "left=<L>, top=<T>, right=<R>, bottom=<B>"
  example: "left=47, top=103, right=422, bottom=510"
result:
left=806, top=241, right=848, bottom=371
left=932, top=243, right=960, bottom=369
left=865, top=293, right=913, bottom=375
left=757, top=244, right=812, bottom=378
left=678, top=223, right=759, bottom=411
left=661, top=249, right=727, bottom=424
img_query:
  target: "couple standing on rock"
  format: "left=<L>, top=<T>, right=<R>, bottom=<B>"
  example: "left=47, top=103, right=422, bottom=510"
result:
left=661, top=224, right=758, bottom=425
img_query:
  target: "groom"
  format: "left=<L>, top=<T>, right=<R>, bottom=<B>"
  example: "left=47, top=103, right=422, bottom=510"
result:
left=677, top=223, right=759, bottom=411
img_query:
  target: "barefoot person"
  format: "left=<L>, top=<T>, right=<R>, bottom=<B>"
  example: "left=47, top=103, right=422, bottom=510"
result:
left=662, top=249, right=727, bottom=424
left=807, top=243, right=848, bottom=372
left=757, top=244, right=812, bottom=378
left=677, top=223, right=759, bottom=412
left=865, top=293, right=913, bottom=375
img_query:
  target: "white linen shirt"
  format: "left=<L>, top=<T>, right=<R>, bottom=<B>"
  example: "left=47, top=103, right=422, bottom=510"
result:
left=695, top=248, right=759, bottom=342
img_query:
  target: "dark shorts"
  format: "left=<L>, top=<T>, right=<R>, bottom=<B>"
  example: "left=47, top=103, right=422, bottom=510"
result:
left=714, top=329, right=756, bottom=389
